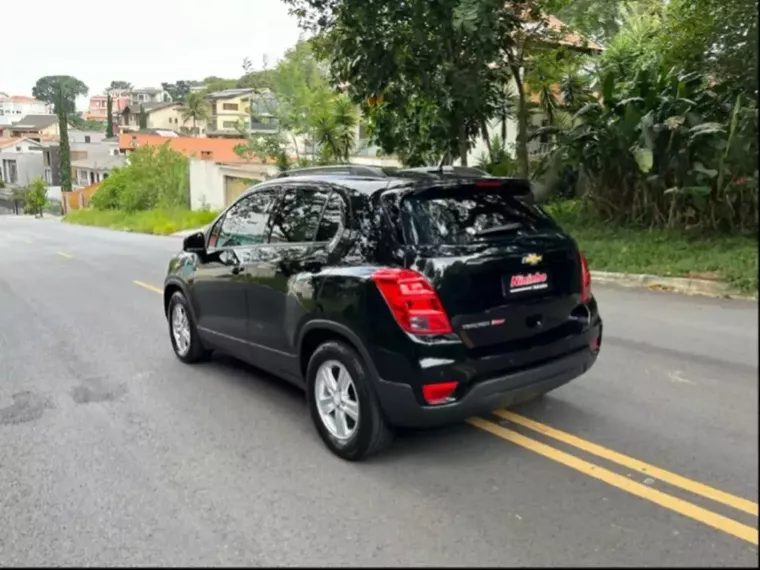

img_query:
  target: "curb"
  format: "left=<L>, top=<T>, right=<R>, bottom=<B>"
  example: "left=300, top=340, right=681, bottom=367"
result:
left=590, top=270, right=754, bottom=299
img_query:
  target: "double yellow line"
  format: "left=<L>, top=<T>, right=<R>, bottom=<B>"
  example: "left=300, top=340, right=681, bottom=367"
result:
left=469, top=412, right=759, bottom=545
left=130, top=278, right=758, bottom=545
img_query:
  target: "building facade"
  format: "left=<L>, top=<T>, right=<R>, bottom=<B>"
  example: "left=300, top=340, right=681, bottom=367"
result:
left=119, top=102, right=206, bottom=134
left=0, top=96, right=52, bottom=126
left=205, top=89, right=278, bottom=138
left=0, top=138, right=46, bottom=188
left=85, top=91, right=130, bottom=123
left=130, top=87, right=171, bottom=107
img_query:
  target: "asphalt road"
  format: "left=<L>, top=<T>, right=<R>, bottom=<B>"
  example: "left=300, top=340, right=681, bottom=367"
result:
left=0, top=215, right=757, bottom=567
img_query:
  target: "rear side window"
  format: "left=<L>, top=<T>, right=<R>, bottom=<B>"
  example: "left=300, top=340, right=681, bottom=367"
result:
left=399, top=186, right=554, bottom=246
left=269, top=186, right=344, bottom=243
left=315, top=192, right=345, bottom=242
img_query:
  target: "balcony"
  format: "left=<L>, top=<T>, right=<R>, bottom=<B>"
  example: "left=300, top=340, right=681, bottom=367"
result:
left=527, top=140, right=556, bottom=158
left=250, top=119, right=278, bottom=132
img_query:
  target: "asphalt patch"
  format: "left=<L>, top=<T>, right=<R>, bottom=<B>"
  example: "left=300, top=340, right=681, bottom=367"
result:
left=0, top=391, right=53, bottom=425
left=71, top=378, right=128, bottom=405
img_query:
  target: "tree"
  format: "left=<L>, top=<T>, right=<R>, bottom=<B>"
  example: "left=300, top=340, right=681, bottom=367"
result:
left=549, top=0, right=661, bottom=47
left=200, top=76, right=238, bottom=94
left=496, top=2, right=593, bottom=177
left=70, top=113, right=107, bottom=132
left=658, top=0, right=757, bottom=98
left=106, top=93, right=114, bottom=138
left=31, top=75, right=87, bottom=192
left=25, top=178, right=48, bottom=218
left=179, top=92, right=211, bottom=135
left=239, top=56, right=276, bottom=91
left=313, top=95, right=358, bottom=162
left=292, top=0, right=520, bottom=166
left=32, top=75, right=88, bottom=115
left=161, top=81, right=193, bottom=102
left=269, top=39, right=335, bottom=157
left=55, top=85, right=73, bottom=193
left=108, top=80, right=133, bottom=91
left=234, top=133, right=291, bottom=171
left=139, top=105, right=148, bottom=129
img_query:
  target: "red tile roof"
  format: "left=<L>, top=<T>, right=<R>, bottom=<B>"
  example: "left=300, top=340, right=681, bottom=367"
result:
left=0, top=95, right=41, bottom=103
left=118, top=134, right=258, bottom=163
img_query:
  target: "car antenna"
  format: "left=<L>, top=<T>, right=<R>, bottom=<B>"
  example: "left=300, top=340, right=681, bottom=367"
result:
left=436, top=153, right=448, bottom=173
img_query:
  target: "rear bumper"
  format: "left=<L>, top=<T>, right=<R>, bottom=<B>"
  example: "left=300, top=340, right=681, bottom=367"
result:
left=374, top=347, right=597, bottom=428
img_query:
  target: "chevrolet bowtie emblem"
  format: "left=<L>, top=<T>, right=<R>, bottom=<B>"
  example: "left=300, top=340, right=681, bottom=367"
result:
left=522, top=253, right=542, bottom=265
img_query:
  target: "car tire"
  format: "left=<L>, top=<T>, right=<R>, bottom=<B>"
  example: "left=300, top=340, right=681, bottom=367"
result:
left=167, top=291, right=211, bottom=364
left=306, top=340, right=394, bottom=461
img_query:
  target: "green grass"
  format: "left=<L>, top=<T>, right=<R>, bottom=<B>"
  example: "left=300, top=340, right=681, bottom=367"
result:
left=546, top=202, right=759, bottom=293
left=63, top=208, right=219, bottom=236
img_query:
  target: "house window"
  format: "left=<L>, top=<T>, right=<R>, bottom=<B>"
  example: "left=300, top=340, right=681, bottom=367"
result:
left=222, top=121, right=238, bottom=129
left=103, top=173, right=109, bottom=180
left=2, top=159, right=18, bottom=184
left=222, top=103, right=239, bottom=111
left=84, top=135, right=91, bottom=143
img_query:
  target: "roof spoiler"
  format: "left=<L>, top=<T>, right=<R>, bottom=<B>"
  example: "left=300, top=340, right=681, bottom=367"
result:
left=408, top=176, right=536, bottom=203
left=469, top=178, right=532, bottom=196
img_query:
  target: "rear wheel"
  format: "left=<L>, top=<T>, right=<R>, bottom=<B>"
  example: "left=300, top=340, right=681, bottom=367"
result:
left=167, top=291, right=211, bottom=363
left=306, top=341, right=394, bottom=461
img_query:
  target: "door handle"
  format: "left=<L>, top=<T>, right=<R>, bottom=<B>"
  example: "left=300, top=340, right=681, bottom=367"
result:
left=230, top=265, right=244, bottom=275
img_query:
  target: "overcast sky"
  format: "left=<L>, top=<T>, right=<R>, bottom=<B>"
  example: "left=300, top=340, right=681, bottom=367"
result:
left=4, top=0, right=303, bottom=110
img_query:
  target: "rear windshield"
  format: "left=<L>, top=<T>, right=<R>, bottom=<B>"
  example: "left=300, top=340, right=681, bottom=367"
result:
left=398, top=186, right=555, bottom=246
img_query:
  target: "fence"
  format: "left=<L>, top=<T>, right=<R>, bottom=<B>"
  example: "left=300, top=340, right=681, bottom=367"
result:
left=62, top=183, right=101, bottom=213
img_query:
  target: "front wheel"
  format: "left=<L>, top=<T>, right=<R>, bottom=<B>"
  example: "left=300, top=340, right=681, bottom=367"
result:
left=306, top=341, right=394, bottom=461
left=167, top=291, right=211, bottom=363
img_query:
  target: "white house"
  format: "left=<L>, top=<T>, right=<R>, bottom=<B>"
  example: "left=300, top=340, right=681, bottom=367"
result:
left=71, top=154, right=126, bottom=188
left=0, top=95, right=52, bottom=126
left=0, top=138, right=46, bottom=187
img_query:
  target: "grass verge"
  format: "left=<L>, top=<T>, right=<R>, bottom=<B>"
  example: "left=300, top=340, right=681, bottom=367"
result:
left=546, top=202, right=758, bottom=293
left=63, top=208, right=219, bottom=236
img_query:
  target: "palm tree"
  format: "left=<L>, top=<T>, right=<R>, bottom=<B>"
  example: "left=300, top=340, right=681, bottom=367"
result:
left=331, top=96, right=357, bottom=162
left=180, top=92, right=211, bottom=136
left=559, top=72, right=592, bottom=113
left=312, top=95, right=358, bottom=163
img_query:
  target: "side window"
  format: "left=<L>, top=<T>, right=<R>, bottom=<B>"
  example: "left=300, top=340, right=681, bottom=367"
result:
left=315, top=192, right=345, bottom=242
left=217, top=189, right=278, bottom=248
left=269, top=186, right=332, bottom=243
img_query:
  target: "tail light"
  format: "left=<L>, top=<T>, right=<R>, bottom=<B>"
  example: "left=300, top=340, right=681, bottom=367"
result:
left=580, top=252, right=592, bottom=303
left=371, top=268, right=452, bottom=335
left=422, top=382, right=459, bottom=405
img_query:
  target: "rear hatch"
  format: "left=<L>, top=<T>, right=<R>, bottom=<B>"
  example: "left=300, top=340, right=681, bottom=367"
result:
left=393, top=180, right=585, bottom=352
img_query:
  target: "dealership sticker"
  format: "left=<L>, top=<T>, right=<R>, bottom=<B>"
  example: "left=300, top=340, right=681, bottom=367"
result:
left=509, top=272, right=549, bottom=293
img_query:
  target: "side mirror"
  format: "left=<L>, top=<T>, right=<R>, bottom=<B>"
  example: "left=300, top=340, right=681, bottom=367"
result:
left=183, top=231, right=206, bottom=253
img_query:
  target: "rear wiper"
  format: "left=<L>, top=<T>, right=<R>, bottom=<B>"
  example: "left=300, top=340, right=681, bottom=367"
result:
left=475, top=222, right=523, bottom=236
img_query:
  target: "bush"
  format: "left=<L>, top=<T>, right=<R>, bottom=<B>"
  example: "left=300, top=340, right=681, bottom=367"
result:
left=63, top=208, right=218, bottom=235
left=24, top=178, right=48, bottom=216
left=475, top=135, right=520, bottom=177
left=91, top=143, right=190, bottom=212
left=542, top=67, right=758, bottom=233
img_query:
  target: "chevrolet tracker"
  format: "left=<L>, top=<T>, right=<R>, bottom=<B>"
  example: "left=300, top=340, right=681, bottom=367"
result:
left=162, top=168, right=603, bottom=460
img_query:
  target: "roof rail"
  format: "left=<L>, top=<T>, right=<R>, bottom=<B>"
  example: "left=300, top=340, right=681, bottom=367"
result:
left=275, top=165, right=390, bottom=179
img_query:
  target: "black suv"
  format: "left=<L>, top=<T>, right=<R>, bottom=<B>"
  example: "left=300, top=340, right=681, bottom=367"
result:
left=163, top=170, right=602, bottom=460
